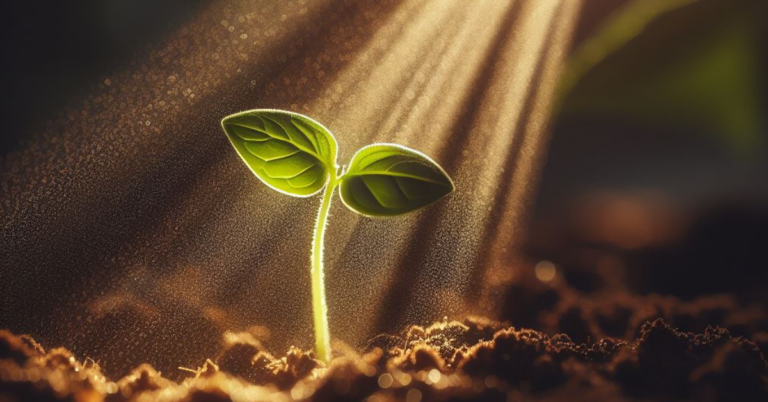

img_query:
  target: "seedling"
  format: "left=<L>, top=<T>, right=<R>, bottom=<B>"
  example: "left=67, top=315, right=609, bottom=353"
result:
left=221, top=109, right=454, bottom=362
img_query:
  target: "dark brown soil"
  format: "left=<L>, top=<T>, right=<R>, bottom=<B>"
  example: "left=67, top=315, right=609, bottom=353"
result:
left=1, top=312, right=766, bottom=402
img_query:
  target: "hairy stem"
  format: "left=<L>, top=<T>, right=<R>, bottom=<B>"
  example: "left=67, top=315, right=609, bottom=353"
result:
left=311, top=173, right=337, bottom=363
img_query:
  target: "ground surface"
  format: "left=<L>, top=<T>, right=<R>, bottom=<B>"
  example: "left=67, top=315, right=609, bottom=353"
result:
left=2, top=305, right=766, bottom=401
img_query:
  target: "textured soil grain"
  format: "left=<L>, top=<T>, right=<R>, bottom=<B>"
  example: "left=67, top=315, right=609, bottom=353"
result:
left=1, top=313, right=766, bottom=402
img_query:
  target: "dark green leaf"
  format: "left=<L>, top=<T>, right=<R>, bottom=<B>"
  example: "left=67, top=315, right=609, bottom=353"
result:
left=339, top=144, right=454, bottom=217
left=221, top=109, right=338, bottom=197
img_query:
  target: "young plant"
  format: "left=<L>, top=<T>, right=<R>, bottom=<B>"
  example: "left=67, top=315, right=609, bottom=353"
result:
left=221, top=109, right=454, bottom=362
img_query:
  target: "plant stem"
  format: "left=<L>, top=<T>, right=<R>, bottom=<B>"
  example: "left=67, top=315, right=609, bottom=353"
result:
left=311, top=173, right=337, bottom=363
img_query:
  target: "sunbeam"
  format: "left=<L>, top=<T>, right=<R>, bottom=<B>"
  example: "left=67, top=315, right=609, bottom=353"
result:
left=0, top=0, right=582, bottom=379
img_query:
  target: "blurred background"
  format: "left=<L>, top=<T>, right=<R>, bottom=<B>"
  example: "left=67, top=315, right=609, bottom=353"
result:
left=1, top=0, right=767, bottom=378
left=532, top=0, right=768, bottom=304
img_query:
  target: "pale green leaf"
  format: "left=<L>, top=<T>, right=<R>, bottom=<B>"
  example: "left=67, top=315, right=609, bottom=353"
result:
left=339, top=144, right=454, bottom=217
left=221, top=109, right=338, bottom=197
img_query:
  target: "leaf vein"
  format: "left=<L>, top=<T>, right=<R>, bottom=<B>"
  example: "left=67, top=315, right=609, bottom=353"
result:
left=264, top=115, right=321, bottom=157
left=345, top=171, right=450, bottom=187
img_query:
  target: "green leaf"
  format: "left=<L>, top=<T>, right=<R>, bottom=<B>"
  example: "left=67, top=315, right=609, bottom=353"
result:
left=339, top=144, right=454, bottom=217
left=558, top=0, right=765, bottom=152
left=221, top=109, right=338, bottom=197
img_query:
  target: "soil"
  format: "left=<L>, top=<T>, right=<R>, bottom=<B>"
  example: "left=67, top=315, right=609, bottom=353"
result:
left=1, top=311, right=766, bottom=402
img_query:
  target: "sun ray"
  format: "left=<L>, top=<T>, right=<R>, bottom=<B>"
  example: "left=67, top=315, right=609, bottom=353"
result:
left=0, top=0, right=584, bottom=377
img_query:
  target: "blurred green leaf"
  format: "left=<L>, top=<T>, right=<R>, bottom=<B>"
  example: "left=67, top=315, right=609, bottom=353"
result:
left=559, top=0, right=765, bottom=153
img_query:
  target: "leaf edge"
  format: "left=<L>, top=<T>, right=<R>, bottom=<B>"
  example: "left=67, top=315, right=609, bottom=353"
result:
left=221, top=109, right=339, bottom=198
left=338, top=143, right=455, bottom=217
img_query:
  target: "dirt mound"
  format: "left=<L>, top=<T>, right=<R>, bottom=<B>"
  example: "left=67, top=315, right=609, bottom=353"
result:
left=1, top=316, right=766, bottom=401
